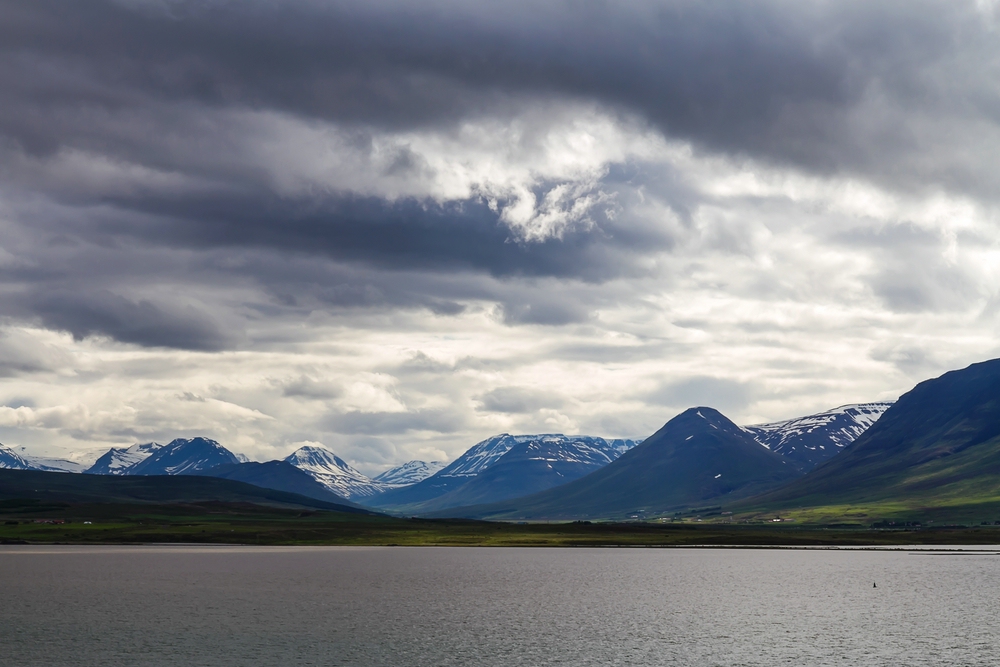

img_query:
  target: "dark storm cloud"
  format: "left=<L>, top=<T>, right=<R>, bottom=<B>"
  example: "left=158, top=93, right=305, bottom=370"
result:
left=1, top=0, right=998, bottom=352
left=20, top=289, right=233, bottom=351
left=2, top=1, right=992, bottom=184
left=96, top=193, right=658, bottom=281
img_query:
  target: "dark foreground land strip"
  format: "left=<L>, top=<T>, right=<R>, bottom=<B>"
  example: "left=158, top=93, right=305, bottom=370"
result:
left=3, top=500, right=1000, bottom=547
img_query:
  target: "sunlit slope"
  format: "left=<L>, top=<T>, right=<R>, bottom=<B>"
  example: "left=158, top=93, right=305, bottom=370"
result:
left=737, top=358, right=1000, bottom=521
left=437, top=408, right=802, bottom=520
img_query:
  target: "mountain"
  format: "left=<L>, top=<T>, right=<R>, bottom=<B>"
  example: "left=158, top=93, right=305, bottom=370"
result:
left=372, top=460, right=446, bottom=487
left=191, top=461, right=361, bottom=508
left=738, top=358, right=1000, bottom=523
left=284, top=446, right=389, bottom=500
left=126, top=437, right=239, bottom=475
left=437, top=408, right=802, bottom=520
left=0, top=444, right=88, bottom=472
left=400, top=435, right=639, bottom=513
left=0, top=444, right=32, bottom=470
left=6, top=445, right=88, bottom=473
left=86, top=442, right=165, bottom=475
left=362, top=433, right=517, bottom=508
left=368, top=434, right=641, bottom=509
left=744, top=402, right=893, bottom=470
left=0, top=468, right=372, bottom=513
left=16, top=455, right=86, bottom=473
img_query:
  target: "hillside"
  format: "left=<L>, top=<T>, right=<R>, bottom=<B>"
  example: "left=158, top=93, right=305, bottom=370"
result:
left=737, top=358, right=1000, bottom=523
left=191, top=461, right=362, bottom=508
left=0, top=468, right=373, bottom=513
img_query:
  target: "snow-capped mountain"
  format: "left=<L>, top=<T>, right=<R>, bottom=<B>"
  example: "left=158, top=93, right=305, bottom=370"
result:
left=17, top=453, right=86, bottom=473
left=437, top=434, right=638, bottom=480
left=372, top=460, right=446, bottom=487
left=403, top=435, right=644, bottom=513
left=0, top=444, right=32, bottom=470
left=607, top=438, right=643, bottom=456
left=86, top=442, right=165, bottom=475
left=367, top=433, right=641, bottom=509
left=743, top=402, right=894, bottom=470
left=1, top=444, right=86, bottom=472
left=125, top=437, right=239, bottom=475
left=284, top=445, right=390, bottom=499
left=433, top=434, right=521, bottom=479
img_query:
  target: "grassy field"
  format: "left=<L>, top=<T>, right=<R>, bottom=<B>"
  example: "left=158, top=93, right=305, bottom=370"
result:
left=4, top=499, right=1000, bottom=546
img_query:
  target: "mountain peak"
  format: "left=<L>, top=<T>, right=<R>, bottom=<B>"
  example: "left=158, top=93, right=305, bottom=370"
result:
left=86, top=442, right=165, bottom=475
left=126, top=437, right=239, bottom=476
left=285, top=445, right=354, bottom=471
left=372, top=460, right=446, bottom=486
left=0, top=443, right=32, bottom=470
left=284, top=445, right=388, bottom=500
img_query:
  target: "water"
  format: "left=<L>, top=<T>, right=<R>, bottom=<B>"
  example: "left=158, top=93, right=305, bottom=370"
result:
left=2, top=545, right=999, bottom=666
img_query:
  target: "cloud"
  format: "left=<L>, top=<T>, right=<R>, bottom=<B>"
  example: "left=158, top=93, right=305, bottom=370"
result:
left=1, top=0, right=1000, bottom=470
left=645, top=377, right=755, bottom=416
left=475, top=386, right=564, bottom=414
left=21, top=290, right=233, bottom=351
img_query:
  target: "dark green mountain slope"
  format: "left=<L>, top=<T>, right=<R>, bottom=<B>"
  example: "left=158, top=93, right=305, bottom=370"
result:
left=435, top=407, right=802, bottom=520
left=191, top=461, right=362, bottom=508
left=0, top=468, right=373, bottom=514
left=737, top=358, right=1000, bottom=520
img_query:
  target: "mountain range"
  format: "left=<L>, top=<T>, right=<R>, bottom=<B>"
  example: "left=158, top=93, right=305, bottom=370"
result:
left=366, top=434, right=641, bottom=511
left=432, top=408, right=803, bottom=520
left=2, top=399, right=893, bottom=520
left=7, top=358, right=1000, bottom=525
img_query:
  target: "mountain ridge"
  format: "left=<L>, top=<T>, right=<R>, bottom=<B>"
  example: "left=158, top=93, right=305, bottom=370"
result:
left=366, top=433, right=640, bottom=509
left=744, top=402, right=893, bottom=469
left=428, top=408, right=802, bottom=520
left=736, top=358, right=1000, bottom=522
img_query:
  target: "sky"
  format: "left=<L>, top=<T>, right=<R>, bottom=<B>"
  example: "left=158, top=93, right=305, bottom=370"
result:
left=2, top=0, right=1000, bottom=473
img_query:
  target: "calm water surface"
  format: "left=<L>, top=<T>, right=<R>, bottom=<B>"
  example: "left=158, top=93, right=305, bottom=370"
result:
left=1, top=545, right=998, bottom=666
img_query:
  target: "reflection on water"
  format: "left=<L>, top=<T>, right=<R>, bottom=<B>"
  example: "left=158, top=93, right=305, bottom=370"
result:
left=2, top=545, right=998, bottom=666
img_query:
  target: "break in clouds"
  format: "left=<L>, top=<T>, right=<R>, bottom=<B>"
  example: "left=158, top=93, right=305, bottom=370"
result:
left=2, top=0, right=1000, bottom=471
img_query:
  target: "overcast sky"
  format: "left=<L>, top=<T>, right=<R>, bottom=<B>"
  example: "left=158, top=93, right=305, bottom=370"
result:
left=2, top=0, right=1000, bottom=472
